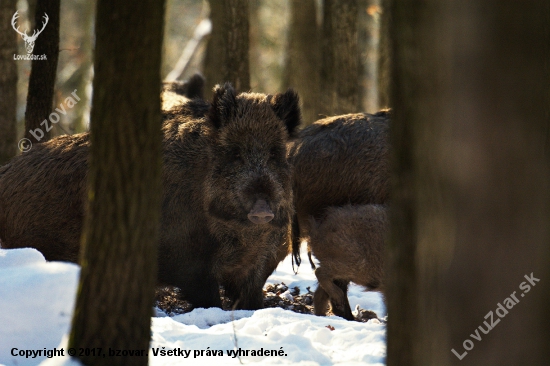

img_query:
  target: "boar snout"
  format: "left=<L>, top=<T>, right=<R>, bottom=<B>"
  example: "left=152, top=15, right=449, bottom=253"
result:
left=248, top=199, right=274, bottom=224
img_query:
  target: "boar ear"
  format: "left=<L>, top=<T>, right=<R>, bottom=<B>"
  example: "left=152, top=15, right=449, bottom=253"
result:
left=209, top=83, right=237, bottom=129
left=270, top=89, right=301, bottom=136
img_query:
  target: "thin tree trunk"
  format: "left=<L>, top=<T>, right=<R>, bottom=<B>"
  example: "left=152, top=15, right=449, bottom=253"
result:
left=377, top=0, right=390, bottom=109
left=204, top=0, right=249, bottom=98
left=358, top=0, right=380, bottom=113
left=67, top=0, right=165, bottom=364
left=23, top=0, right=60, bottom=144
left=331, top=0, right=359, bottom=114
left=318, top=0, right=333, bottom=117
left=320, top=0, right=360, bottom=116
left=387, top=1, right=550, bottom=365
left=285, top=0, right=319, bottom=126
left=0, top=0, right=18, bottom=164
left=71, top=0, right=95, bottom=133
left=249, top=0, right=263, bottom=92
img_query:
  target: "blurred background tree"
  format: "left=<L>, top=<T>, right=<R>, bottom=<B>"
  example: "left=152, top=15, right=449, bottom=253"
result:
left=203, top=0, right=250, bottom=97
left=0, top=0, right=18, bottom=164
left=7, top=0, right=381, bottom=144
left=284, top=0, right=319, bottom=125
left=23, top=0, right=60, bottom=145
left=387, top=0, right=550, bottom=365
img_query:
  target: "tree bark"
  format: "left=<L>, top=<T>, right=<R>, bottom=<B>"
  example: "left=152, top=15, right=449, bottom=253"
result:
left=67, top=0, right=165, bottom=364
left=318, top=0, right=334, bottom=116
left=23, top=0, right=60, bottom=144
left=443, top=1, right=550, bottom=364
left=320, top=0, right=360, bottom=116
left=71, top=0, right=95, bottom=133
left=284, top=0, right=319, bottom=126
left=204, top=0, right=250, bottom=99
left=358, top=0, right=380, bottom=113
left=377, top=0, right=390, bottom=109
left=333, top=0, right=360, bottom=115
left=387, top=1, right=452, bottom=364
left=387, top=1, right=550, bottom=365
left=0, top=0, right=18, bottom=164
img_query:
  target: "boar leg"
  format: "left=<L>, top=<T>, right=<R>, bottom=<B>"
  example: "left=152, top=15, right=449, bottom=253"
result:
left=332, top=279, right=353, bottom=320
left=223, top=275, right=264, bottom=310
left=313, top=285, right=330, bottom=316
left=180, top=270, right=222, bottom=309
left=315, top=267, right=354, bottom=320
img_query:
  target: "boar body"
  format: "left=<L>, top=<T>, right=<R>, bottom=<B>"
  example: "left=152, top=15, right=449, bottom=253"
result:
left=0, top=84, right=299, bottom=310
left=289, top=111, right=390, bottom=268
left=310, top=204, right=388, bottom=320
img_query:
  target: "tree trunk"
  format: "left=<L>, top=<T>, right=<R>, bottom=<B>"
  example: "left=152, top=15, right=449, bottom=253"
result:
left=442, top=1, right=550, bottom=364
left=358, top=0, right=380, bottom=113
left=204, top=0, right=250, bottom=99
left=387, top=1, right=453, bottom=363
left=377, top=0, right=390, bottom=109
left=23, top=0, right=60, bottom=144
left=318, top=0, right=333, bottom=116
left=67, top=0, right=165, bottom=364
left=284, top=0, right=319, bottom=126
left=0, top=0, right=18, bottom=164
left=387, top=1, right=550, bottom=365
left=320, top=0, right=360, bottom=116
left=71, top=0, right=95, bottom=133
left=249, top=0, right=263, bottom=92
left=333, top=0, right=360, bottom=115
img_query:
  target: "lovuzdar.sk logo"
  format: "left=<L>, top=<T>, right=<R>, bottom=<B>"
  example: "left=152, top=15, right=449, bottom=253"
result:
left=11, top=10, right=48, bottom=60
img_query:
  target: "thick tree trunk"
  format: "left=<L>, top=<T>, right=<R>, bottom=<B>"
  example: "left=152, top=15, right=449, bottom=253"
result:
left=387, top=1, right=550, bottom=365
left=284, top=0, right=319, bottom=126
left=0, top=0, right=18, bottom=164
left=442, top=1, right=550, bottom=364
left=204, top=0, right=249, bottom=99
left=67, top=0, right=165, bottom=365
left=23, top=0, right=60, bottom=144
left=387, top=1, right=453, bottom=364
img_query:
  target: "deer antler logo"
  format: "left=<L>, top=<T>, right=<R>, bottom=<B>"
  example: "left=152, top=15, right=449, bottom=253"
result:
left=11, top=11, right=49, bottom=54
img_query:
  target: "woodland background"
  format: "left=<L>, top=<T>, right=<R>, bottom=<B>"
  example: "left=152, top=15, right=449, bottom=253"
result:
left=0, top=1, right=548, bottom=366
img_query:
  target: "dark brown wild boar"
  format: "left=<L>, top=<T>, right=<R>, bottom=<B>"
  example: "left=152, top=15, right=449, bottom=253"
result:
left=0, top=83, right=300, bottom=310
left=161, top=73, right=205, bottom=110
left=288, top=111, right=390, bottom=269
left=310, top=204, right=388, bottom=320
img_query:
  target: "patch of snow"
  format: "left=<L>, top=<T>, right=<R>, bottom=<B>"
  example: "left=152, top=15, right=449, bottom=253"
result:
left=0, top=245, right=386, bottom=366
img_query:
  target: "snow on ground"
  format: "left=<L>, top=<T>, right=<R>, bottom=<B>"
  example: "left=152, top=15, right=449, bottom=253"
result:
left=0, top=247, right=385, bottom=366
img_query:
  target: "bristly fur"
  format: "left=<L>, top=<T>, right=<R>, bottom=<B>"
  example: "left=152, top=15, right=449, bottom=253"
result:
left=0, top=82, right=301, bottom=311
left=269, top=89, right=301, bottom=138
left=288, top=111, right=390, bottom=271
left=209, top=83, right=237, bottom=130
left=310, top=204, right=388, bottom=321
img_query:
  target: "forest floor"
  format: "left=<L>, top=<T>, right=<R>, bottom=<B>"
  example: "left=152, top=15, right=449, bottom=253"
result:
left=156, top=282, right=382, bottom=323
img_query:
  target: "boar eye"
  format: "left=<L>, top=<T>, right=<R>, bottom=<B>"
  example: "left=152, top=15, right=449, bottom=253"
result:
left=269, top=147, right=280, bottom=160
left=230, top=148, right=242, bottom=162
